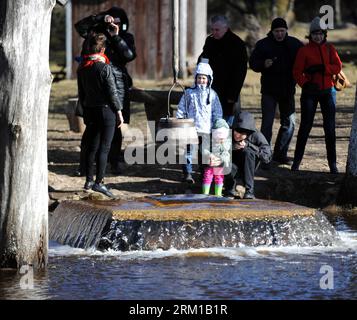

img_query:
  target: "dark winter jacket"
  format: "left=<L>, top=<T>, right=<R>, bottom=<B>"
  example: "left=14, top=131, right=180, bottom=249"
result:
left=293, top=40, right=342, bottom=90
left=75, top=7, right=136, bottom=122
left=199, top=29, right=248, bottom=115
left=77, top=62, right=122, bottom=116
left=232, top=111, right=272, bottom=164
left=249, top=32, right=303, bottom=98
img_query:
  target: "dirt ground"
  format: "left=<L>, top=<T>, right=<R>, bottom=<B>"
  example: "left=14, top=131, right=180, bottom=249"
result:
left=48, top=67, right=357, bottom=211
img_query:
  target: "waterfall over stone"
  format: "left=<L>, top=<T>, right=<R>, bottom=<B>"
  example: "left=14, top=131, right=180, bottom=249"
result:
left=49, top=202, right=112, bottom=249
left=49, top=195, right=340, bottom=251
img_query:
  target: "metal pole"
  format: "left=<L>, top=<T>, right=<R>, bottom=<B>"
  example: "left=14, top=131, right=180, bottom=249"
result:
left=179, top=0, right=187, bottom=79
left=65, top=0, right=72, bottom=79
left=172, top=0, right=179, bottom=82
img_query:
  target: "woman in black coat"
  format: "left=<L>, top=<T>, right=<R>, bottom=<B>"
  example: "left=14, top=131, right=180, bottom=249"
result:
left=75, top=6, right=136, bottom=174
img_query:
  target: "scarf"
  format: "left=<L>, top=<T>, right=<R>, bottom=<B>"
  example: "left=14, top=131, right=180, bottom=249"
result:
left=79, top=53, right=110, bottom=69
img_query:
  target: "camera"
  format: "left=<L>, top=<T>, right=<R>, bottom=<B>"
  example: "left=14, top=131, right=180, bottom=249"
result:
left=106, top=17, right=121, bottom=32
left=106, top=22, right=115, bottom=32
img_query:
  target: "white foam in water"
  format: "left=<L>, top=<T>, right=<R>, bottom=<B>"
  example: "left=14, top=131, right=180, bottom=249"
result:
left=49, top=241, right=96, bottom=256
left=49, top=230, right=357, bottom=261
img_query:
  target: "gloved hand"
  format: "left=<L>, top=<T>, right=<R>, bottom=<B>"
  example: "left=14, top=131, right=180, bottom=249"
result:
left=304, top=64, right=325, bottom=74
left=302, top=82, right=319, bottom=95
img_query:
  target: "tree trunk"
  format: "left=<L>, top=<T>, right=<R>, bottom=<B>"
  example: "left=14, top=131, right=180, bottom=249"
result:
left=284, top=0, right=296, bottom=28
left=337, top=84, right=357, bottom=207
left=244, top=14, right=263, bottom=56
left=0, top=0, right=55, bottom=269
left=271, top=0, right=278, bottom=20
left=187, top=0, right=207, bottom=72
left=335, top=0, right=342, bottom=27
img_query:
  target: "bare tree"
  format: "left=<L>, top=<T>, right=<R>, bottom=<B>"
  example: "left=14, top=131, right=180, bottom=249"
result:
left=335, top=0, right=342, bottom=27
left=0, top=0, right=64, bottom=269
left=284, top=0, right=296, bottom=28
left=271, top=0, right=278, bottom=20
left=338, top=84, right=357, bottom=207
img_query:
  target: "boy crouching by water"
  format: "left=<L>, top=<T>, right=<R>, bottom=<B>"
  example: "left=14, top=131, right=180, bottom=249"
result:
left=224, top=111, right=272, bottom=199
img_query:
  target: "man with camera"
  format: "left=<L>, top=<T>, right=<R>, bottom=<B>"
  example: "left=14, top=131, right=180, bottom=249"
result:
left=75, top=6, right=137, bottom=175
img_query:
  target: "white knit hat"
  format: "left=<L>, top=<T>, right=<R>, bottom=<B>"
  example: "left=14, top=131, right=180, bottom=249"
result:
left=195, top=62, right=213, bottom=80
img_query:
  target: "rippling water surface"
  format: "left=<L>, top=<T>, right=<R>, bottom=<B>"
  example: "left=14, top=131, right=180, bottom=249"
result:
left=0, top=212, right=356, bottom=300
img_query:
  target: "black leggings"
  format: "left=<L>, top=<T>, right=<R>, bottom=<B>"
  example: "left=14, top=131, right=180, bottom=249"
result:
left=293, top=90, right=336, bottom=168
left=84, top=107, right=116, bottom=183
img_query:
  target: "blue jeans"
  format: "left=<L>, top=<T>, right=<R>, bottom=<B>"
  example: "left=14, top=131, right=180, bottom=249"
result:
left=183, top=134, right=210, bottom=175
left=331, top=87, right=337, bottom=105
left=261, top=94, right=296, bottom=159
left=224, top=115, right=234, bottom=128
left=183, top=144, right=197, bottom=174
left=225, top=96, right=241, bottom=127
left=293, top=88, right=336, bottom=168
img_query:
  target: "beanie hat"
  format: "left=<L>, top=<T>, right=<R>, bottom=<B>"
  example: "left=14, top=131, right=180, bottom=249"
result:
left=310, top=16, right=326, bottom=34
left=271, top=17, right=288, bottom=30
left=212, top=119, right=230, bottom=140
left=213, top=118, right=229, bottom=130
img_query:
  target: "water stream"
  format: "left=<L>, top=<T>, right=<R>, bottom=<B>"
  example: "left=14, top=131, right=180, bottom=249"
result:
left=0, top=211, right=356, bottom=300
left=98, top=211, right=340, bottom=250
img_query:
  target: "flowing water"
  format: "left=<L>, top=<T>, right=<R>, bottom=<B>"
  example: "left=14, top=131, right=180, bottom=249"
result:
left=0, top=211, right=356, bottom=300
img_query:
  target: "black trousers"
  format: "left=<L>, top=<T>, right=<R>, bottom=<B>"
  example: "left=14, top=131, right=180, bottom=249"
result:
left=224, top=147, right=258, bottom=194
left=108, top=127, right=123, bottom=165
left=80, top=89, right=130, bottom=172
left=84, top=107, right=116, bottom=183
left=293, top=89, right=336, bottom=169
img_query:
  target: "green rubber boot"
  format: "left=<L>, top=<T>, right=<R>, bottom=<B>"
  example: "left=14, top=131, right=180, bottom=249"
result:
left=202, top=184, right=211, bottom=195
left=215, top=184, right=223, bottom=197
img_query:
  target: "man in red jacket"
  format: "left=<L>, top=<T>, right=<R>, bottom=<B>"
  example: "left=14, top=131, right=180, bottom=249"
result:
left=292, top=16, right=342, bottom=174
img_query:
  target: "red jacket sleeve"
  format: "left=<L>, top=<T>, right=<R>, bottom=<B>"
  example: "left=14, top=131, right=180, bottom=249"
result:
left=293, top=47, right=308, bottom=88
left=326, top=44, right=342, bottom=76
